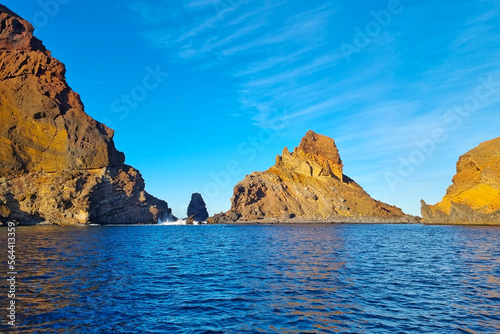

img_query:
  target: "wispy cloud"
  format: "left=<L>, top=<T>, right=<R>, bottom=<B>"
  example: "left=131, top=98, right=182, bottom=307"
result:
left=128, top=0, right=500, bottom=138
left=125, top=0, right=500, bottom=215
left=127, top=1, right=344, bottom=126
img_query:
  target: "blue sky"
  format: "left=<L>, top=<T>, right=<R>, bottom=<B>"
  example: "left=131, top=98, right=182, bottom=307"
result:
left=4, top=0, right=500, bottom=217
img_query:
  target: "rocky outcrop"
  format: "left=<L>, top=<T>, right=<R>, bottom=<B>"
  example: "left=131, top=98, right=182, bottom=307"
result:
left=421, top=137, right=500, bottom=225
left=0, top=5, right=174, bottom=225
left=211, top=130, right=415, bottom=223
left=0, top=5, right=124, bottom=176
left=0, top=166, right=173, bottom=225
left=187, top=192, right=208, bottom=222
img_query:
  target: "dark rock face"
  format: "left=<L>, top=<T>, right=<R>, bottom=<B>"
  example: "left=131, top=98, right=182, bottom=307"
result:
left=187, top=193, right=209, bottom=222
left=0, top=5, right=175, bottom=225
left=421, top=137, right=500, bottom=225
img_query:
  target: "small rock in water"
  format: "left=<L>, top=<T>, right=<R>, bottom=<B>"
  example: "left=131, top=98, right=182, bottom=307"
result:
left=187, top=193, right=209, bottom=222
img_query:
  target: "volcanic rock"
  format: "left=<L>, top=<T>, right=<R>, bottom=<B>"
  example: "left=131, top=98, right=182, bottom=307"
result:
left=217, top=130, right=413, bottom=222
left=421, top=137, right=500, bottom=225
left=187, top=192, right=209, bottom=222
left=0, top=5, right=125, bottom=175
left=0, top=5, right=174, bottom=225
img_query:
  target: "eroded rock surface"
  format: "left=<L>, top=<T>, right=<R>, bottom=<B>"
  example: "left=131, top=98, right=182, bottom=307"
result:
left=211, top=130, right=415, bottom=223
left=0, top=5, right=124, bottom=176
left=421, top=137, right=500, bottom=225
left=0, top=166, right=173, bottom=225
left=0, top=5, right=174, bottom=225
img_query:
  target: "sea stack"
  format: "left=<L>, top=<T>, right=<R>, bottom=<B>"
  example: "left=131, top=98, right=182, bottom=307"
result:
left=0, top=5, right=175, bottom=225
left=211, top=130, right=415, bottom=223
left=421, top=137, right=500, bottom=225
left=187, top=193, right=209, bottom=222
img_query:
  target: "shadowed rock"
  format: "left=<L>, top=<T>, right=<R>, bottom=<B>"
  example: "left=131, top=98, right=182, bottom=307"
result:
left=187, top=193, right=209, bottom=222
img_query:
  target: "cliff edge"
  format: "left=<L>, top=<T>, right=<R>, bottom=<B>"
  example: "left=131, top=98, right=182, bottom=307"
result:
left=0, top=5, right=174, bottom=225
left=210, top=130, right=418, bottom=223
left=421, top=137, right=500, bottom=225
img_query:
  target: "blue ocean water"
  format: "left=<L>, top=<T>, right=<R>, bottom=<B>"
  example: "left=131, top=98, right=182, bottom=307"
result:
left=1, top=224, right=500, bottom=333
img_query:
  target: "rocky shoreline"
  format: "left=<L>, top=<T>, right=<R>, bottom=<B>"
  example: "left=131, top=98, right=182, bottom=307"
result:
left=0, top=4, right=498, bottom=226
left=0, top=165, right=175, bottom=225
left=208, top=215, right=422, bottom=225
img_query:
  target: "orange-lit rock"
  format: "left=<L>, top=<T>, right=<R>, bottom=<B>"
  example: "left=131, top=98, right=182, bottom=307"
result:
left=211, top=131, right=416, bottom=223
left=421, top=137, right=500, bottom=225
left=0, top=5, right=124, bottom=175
left=0, top=5, right=174, bottom=225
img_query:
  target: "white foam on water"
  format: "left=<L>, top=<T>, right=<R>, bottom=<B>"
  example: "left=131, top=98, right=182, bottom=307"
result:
left=158, top=219, right=206, bottom=226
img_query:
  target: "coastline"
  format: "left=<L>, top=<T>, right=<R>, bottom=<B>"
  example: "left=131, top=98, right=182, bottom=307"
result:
left=209, top=215, right=422, bottom=225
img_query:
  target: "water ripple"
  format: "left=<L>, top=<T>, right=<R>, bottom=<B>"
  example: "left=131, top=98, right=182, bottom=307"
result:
left=1, top=224, right=499, bottom=333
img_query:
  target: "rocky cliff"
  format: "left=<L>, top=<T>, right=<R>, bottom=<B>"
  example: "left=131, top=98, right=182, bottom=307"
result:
left=211, top=130, right=415, bottom=223
left=0, top=5, right=174, bottom=225
left=421, top=137, right=500, bottom=225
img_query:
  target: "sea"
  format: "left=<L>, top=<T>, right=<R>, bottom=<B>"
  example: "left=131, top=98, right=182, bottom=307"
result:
left=1, top=224, right=499, bottom=333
